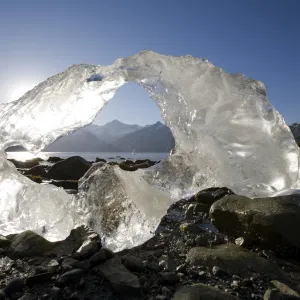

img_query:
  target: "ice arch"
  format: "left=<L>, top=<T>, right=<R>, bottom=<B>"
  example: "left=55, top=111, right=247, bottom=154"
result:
left=0, top=50, right=299, bottom=250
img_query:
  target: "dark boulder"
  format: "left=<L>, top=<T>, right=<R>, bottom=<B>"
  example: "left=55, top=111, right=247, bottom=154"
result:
left=90, top=248, right=114, bottom=265
left=47, top=156, right=92, bottom=180
left=189, top=187, right=234, bottom=206
left=210, top=194, right=300, bottom=252
left=49, top=180, right=78, bottom=190
left=48, top=156, right=64, bottom=163
left=74, top=240, right=100, bottom=260
left=6, top=231, right=55, bottom=259
left=122, top=256, right=144, bottom=273
left=4, top=277, right=25, bottom=296
left=57, top=269, right=84, bottom=287
left=186, top=244, right=285, bottom=278
left=24, top=165, right=47, bottom=177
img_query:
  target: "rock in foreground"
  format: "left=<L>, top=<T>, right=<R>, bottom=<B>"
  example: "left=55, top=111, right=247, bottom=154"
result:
left=210, top=194, right=300, bottom=253
left=93, top=258, right=142, bottom=299
left=47, top=156, right=92, bottom=180
left=0, top=187, right=299, bottom=300
left=172, top=283, right=240, bottom=299
left=186, top=244, right=285, bottom=278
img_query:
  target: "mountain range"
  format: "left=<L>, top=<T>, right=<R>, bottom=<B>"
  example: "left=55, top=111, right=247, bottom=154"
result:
left=7, top=121, right=299, bottom=153
left=6, top=120, right=175, bottom=153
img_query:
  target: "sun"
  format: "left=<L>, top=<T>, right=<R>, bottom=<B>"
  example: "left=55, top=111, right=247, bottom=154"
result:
left=9, top=83, right=35, bottom=101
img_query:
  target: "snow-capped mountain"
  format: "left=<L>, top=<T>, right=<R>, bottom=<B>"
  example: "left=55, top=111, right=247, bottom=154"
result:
left=6, top=120, right=175, bottom=153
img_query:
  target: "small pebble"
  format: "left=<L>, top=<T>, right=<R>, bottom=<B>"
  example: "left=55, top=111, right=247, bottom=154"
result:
left=212, top=266, right=229, bottom=277
left=176, top=264, right=186, bottom=273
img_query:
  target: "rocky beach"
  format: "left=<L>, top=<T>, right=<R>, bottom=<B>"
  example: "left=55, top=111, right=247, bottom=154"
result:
left=0, top=0, right=299, bottom=298
left=2, top=155, right=300, bottom=300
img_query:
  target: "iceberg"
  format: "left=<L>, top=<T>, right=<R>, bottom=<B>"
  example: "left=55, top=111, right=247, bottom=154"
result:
left=0, top=50, right=299, bottom=251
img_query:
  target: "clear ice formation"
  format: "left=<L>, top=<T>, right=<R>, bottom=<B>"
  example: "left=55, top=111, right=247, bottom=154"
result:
left=0, top=51, right=300, bottom=250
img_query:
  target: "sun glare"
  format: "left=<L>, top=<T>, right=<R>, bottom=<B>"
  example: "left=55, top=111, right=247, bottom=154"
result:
left=9, top=83, right=35, bottom=101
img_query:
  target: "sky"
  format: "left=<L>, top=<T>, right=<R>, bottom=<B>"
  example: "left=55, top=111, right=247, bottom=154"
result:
left=0, top=0, right=299, bottom=125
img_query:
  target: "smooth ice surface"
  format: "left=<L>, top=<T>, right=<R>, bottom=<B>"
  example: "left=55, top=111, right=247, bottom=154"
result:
left=0, top=51, right=300, bottom=250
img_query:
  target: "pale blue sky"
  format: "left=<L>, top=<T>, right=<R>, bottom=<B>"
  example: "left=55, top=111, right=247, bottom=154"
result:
left=0, top=0, right=299, bottom=125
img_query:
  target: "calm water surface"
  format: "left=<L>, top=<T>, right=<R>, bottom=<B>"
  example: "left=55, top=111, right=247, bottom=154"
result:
left=6, top=152, right=170, bottom=162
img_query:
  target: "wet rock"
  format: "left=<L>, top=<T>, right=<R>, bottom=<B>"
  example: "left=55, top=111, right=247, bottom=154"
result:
left=90, top=249, right=109, bottom=264
left=185, top=204, right=196, bottom=219
left=122, top=256, right=144, bottom=273
left=47, top=156, right=92, bottom=180
left=189, top=187, right=233, bottom=205
left=186, top=244, right=285, bottom=278
left=118, top=162, right=139, bottom=171
left=231, top=280, right=240, bottom=288
left=172, top=283, right=239, bottom=299
left=74, top=240, right=100, bottom=259
left=90, top=247, right=113, bottom=263
left=93, top=257, right=142, bottom=299
left=4, top=277, right=25, bottom=295
left=147, top=262, right=161, bottom=272
left=48, top=156, right=64, bottom=163
left=179, top=223, right=204, bottom=235
left=6, top=231, right=54, bottom=258
left=210, top=194, right=300, bottom=252
left=24, top=165, right=47, bottom=177
left=57, top=269, right=84, bottom=287
left=195, top=234, right=209, bottom=246
left=0, top=235, right=10, bottom=248
left=235, top=237, right=254, bottom=248
left=77, top=259, right=91, bottom=272
left=61, top=258, right=79, bottom=271
left=161, top=272, right=179, bottom=284
left=193, top=203, right=210, bottom=214
left=199, top=271, right=206, bottom=278
left=176, top=264, right=186, bottom=273
left=154, top=249, right=165, bottom=258
left=159, top=255, right=176, bottom=272
left=212, top=266, right=229, bottom=277
left=188, top=270, right=199, bottom=279
left=47, top=259, right=60, bottom=273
